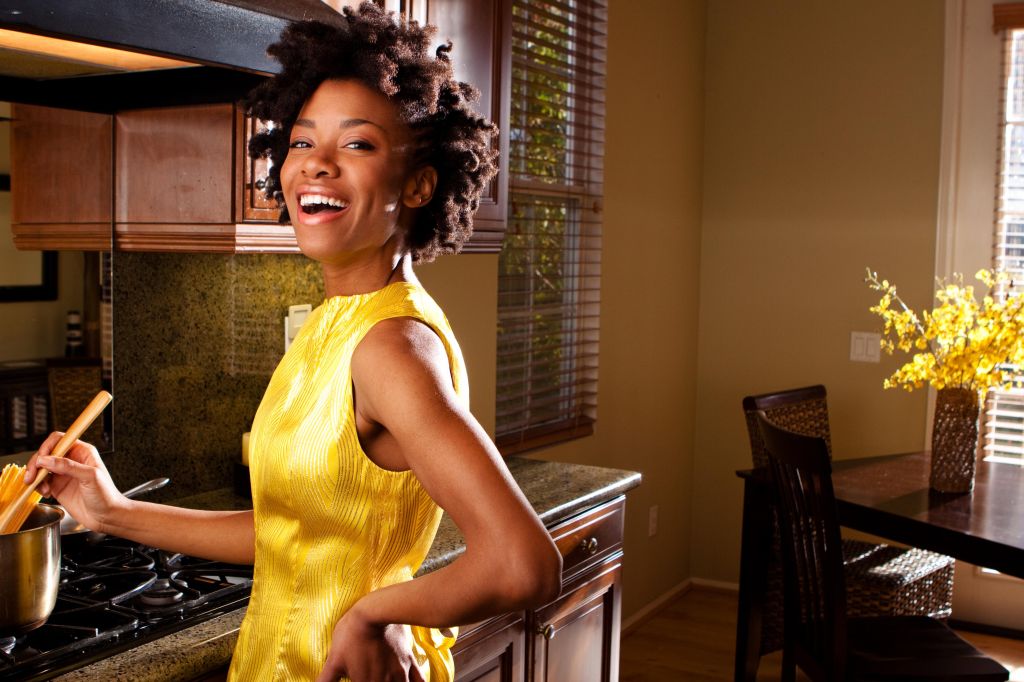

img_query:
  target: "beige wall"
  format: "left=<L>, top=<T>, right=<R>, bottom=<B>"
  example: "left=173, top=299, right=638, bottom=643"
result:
left=691, top=0, right=946, bottom=581
left=417, top=253, right=498, bottom=436
left=0, top=252, right=85, bottom=362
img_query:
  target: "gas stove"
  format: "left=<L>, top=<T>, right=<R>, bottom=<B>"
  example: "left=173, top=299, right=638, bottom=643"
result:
left=0, top=535, right=252, bottom=681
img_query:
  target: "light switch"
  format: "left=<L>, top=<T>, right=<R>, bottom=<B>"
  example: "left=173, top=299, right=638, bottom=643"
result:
left=850, top=331, right=881, bottom=363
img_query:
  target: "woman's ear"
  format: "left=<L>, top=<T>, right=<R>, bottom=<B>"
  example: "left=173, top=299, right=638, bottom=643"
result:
left=401, top=166, right=438, bottom=209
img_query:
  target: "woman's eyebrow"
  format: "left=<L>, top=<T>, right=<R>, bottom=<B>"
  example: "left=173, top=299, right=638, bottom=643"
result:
left=291, top=117, right=387, bottom=136
left=340, top=117, right=385, bottom=133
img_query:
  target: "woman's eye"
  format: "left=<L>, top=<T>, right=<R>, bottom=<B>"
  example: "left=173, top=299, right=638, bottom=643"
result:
left=345, top=140, right=375, bottom=151
left=289, top=140, right=311, bottom=149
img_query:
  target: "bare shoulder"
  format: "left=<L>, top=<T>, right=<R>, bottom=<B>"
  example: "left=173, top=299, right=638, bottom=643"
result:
left=353, top=316, right=448, bottom=373
left=351, top=317, right=456, bottom=424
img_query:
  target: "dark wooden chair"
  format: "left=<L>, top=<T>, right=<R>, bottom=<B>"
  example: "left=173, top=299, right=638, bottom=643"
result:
left=741, top=385, right=955, bottom=658
left=756, top=411, right=1008, bottom=682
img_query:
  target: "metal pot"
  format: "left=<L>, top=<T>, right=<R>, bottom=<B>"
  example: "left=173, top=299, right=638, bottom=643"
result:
left=0, top=504, right=63, bottom=636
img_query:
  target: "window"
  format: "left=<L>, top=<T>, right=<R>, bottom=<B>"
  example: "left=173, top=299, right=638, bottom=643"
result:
left=495, top=0, right=606, bottom=454
left=984, top=10, right=1024, bottom=464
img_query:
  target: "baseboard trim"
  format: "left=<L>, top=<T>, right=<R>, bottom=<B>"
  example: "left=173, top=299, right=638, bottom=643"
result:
left=690, top=577, right=739, bottom=593
left=622, top=579, right=692, bottom=635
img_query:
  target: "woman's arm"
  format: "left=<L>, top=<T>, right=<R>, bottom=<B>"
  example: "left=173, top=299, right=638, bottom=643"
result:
left=319, top=318, right=562, bottom=680
left=25, top=435, right=256, bottom=565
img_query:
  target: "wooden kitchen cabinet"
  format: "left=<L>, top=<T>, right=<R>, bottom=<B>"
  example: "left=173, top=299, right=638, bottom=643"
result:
left=530, top=561, right=622, bottom=682
left=454, top=611, right=527, bottom=682
left=10, top=104, right=113, bottom=251
left=114, top=103, right=298, bottom=253
left=453, top=496, right=625, bottom=682
left=529, top=498, right=623, bottom=682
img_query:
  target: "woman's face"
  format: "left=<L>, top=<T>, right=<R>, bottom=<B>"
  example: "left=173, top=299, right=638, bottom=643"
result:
left=279, top=79, right=421, bottom=266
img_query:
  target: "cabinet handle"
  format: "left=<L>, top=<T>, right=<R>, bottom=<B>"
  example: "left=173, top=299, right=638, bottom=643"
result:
left=537, top=623, right=555, bottom=641
left=581, top=536, right=599, bottom=556
left=254, top=178, right=267, bottom=191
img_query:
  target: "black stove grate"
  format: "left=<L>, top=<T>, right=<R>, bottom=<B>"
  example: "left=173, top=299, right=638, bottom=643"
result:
left=0, top=537, right=252, bottom=681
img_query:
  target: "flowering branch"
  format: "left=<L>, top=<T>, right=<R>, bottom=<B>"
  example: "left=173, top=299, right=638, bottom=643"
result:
left=865, top=267, right=1024, bottom=394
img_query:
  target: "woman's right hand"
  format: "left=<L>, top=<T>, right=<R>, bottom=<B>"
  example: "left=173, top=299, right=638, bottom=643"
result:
left=23, top=431, right=127, bottom=534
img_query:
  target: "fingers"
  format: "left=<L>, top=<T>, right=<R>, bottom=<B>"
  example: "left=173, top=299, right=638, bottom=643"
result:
left=24, top=432, right=65, bottom=482
left=313, top=659, right=345, bottom=682
left=31, top=454, right=99, bottom=483
left=25, top=433, right=102, bottom=484
left=317, top=654, right=420, bottom=682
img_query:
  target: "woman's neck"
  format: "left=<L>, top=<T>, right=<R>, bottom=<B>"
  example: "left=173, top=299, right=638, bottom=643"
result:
left=321, top=252, right=415, bottom=298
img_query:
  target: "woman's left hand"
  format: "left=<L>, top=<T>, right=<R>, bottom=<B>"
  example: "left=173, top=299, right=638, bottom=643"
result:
left=315, top=608, right=425, bottom=682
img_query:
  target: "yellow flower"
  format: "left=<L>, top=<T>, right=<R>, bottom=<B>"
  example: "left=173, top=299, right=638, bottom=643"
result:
left=865, top=267, right=1024, bottom=394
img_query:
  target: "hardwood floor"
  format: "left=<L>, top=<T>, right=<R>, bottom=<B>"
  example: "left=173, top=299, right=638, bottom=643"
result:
left=620, top=586, right=1024, bottom=681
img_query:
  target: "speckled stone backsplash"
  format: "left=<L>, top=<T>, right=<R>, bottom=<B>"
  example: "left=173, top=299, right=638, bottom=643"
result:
left=110, top=253, right=324, bottom=501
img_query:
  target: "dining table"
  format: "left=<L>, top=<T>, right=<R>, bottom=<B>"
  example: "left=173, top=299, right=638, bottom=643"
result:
left=733, top=451, right=1024, bottom=682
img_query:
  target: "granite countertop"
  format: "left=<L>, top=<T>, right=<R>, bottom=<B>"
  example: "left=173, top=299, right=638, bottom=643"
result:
left=54, top=458, right=640, bottom=681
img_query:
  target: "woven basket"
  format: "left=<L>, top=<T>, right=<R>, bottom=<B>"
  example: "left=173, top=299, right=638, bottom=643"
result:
left=930, top=387, right=981, bottom=493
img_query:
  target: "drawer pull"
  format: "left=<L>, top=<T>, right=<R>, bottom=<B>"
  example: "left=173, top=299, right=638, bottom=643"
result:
left=580, top=537, right=599, bottom=556
left=254, top=178, right=267, bottom=191
left=537, top=623, right=556, bottom=641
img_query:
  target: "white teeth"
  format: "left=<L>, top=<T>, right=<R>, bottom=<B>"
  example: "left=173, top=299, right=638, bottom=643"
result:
left=299, top=194, right=346, bottom=208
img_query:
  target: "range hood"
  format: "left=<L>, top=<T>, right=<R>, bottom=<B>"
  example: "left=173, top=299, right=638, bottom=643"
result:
left=0, top=0, right=347, bottom=112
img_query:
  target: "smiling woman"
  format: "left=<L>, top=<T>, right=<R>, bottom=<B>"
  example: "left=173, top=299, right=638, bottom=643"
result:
left=24, top=5, right=562, bottom=682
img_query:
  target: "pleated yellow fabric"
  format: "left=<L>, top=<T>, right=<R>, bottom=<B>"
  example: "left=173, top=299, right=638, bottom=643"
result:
left=228, top=281, right=467, bottom=682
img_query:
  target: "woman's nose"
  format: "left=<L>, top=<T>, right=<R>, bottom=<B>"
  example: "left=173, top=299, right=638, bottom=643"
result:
left=300, top=149, right=340, bottom=178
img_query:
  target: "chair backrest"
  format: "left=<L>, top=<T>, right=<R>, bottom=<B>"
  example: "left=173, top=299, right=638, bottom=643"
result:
left=742, top=385, right=832, bottom=468
left=0, top=363, right=50, bottom=454
left=756, top=411, right=847, bottom=682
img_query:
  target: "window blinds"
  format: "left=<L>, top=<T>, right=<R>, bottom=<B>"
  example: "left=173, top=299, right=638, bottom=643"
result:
left=495, top=0, right=606, bottom=454
left=984, top=24, right=1024, bottom=463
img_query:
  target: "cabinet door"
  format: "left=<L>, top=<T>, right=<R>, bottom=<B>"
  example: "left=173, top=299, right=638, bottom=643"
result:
left=531, top=559, right=622, bottom=682
left=115, top=105, right=299, bottom=253
left=425, top=0, right=511, bottom=252
left=114, top=103, right=234, bottom=252
left=454, top=612, right=526, bottom=682
left=236, top=113, right=281, bottom=224
left=10, top=104, right=112, bottom=251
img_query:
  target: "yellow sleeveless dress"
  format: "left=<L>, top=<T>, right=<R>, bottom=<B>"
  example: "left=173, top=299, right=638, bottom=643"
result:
left=228, top=281, right=466, bottom=681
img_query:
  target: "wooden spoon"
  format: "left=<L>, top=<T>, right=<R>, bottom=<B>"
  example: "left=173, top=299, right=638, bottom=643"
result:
left=0, top=390, right=112, bottom=534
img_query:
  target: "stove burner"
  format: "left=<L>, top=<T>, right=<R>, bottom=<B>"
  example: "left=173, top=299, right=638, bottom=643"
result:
left=62, top=570, right=157, bottom=605
left=138, top=579, right=184, bottom=607
left=0, top=536, right=253, bottom=681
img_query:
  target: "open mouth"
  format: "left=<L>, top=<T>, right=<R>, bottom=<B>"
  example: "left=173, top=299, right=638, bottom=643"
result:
left=298, top=193, right=348, bottom=217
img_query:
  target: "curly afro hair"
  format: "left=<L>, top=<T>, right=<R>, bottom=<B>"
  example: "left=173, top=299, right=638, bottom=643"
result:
left=242, top=2, right=499, bottom=262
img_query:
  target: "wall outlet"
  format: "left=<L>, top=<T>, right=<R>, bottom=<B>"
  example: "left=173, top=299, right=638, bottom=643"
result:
left=648, top=505, right=659, bottom=537
left=850, top=331, right=881, bottom=363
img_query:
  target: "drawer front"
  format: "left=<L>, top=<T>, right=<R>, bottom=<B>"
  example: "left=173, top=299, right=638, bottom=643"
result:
left=548, top=497, right=624, bottom=579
